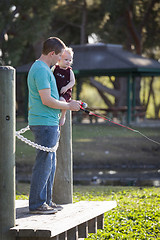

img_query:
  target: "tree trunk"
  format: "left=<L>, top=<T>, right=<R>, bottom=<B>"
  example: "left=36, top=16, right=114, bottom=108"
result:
left=90, top=77, right=127, bottom=107
left=80, top=0, right=87, bottom=44
left=145, top=77, right=154, bottom=111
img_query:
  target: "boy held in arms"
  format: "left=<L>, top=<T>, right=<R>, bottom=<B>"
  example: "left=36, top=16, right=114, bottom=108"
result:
left=52, top=47, right=75, bottom=126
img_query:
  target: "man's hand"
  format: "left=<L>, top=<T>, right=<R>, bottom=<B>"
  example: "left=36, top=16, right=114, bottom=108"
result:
left=68, top=100, right=81, bottom=111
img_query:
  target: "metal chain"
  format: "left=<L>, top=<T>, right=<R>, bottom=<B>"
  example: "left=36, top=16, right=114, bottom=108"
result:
left=15, top=126, right=58, bottom=152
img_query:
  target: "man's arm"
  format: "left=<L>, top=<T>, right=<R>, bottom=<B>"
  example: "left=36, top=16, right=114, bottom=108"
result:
left=39, top=88, right=80, bottom=111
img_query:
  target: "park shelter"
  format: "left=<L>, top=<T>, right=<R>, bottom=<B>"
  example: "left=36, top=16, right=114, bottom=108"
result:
left=71, top=43, right=160, bottom=123
left=16, top=43, right=160, bottom=124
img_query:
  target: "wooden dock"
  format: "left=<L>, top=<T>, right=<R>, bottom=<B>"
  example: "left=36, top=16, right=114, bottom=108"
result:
left=10, top=200, right=117, bottom=240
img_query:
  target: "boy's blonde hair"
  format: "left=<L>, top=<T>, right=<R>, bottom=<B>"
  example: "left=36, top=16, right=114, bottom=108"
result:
left=64, top=47, right=74, bottom=58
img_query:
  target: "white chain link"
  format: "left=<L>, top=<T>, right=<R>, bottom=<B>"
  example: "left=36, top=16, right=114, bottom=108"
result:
left=16, top=126, right=58, bottom=152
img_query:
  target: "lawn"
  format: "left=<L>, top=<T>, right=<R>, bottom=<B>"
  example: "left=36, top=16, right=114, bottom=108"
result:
left=16, top=184, right=160, bottom=239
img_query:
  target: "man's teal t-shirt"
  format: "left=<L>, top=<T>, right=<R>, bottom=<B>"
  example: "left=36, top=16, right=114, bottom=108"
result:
left=27, top=60, right=60, bottom=126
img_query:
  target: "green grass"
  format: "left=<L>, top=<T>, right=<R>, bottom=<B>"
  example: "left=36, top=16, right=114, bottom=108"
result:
left=74, top=186, right=160, bottom=239
left=16, top=185, right=160, bottom=239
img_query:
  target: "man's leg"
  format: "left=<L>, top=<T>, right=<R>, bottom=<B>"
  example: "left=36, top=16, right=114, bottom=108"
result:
left=29, top=126, right=60, bottom=211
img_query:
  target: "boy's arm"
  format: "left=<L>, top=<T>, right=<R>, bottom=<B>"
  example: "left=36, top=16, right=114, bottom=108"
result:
left=51, top=65, right=56, bottom=72
left=60, top=69, right=75, bottom=94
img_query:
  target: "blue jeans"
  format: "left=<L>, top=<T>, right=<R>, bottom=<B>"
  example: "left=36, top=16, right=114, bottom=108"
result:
left=29, top=125, right=60, bottom=211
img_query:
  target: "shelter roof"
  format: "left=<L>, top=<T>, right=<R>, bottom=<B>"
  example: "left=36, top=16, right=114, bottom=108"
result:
left=71, top=44, right=160, bottom=77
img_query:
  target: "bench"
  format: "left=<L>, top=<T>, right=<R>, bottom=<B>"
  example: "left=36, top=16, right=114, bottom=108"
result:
left=10, top=200, right=117, bottom=240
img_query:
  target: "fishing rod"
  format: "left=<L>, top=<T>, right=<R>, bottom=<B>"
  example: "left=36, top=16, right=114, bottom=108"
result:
left=80, top=102, right=160, bottom=146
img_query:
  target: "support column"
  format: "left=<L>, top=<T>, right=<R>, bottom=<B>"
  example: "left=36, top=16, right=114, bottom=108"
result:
left=52, top=110, right=73, bottom=204
left=127, top=74, right=132, bottom=125
left=132, top=77, right=136, bottom=121
left=0, top=66, right=16, bottom=240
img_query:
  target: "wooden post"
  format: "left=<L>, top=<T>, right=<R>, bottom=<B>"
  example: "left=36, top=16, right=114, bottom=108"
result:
left=52, top=110, right=73, bottom=204
left=0, top=66, right=16, bottom=240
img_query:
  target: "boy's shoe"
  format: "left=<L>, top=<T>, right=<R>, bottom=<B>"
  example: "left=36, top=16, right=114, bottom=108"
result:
left=29, top=203, right=58, bottom=214
left=49, top=202, right=63, bottom=211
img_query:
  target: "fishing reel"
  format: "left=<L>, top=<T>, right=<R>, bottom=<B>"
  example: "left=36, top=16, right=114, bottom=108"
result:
left=80, top=102, right=88, bottom=109
left=80, top=102, right=90, bottom=114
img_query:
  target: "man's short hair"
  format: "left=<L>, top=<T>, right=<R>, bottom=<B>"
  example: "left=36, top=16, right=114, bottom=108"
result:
left=42, top=37, right=66, bottom=55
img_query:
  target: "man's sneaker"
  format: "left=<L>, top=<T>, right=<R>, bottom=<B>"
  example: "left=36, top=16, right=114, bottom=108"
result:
left=49, top=202, right=63, bottom=211
left=30, top=203, right=58, bottom=214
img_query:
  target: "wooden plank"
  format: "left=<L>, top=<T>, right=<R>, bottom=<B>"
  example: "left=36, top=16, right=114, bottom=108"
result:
left=10, top=200, right=117, bottom=238
left=67, top=226, right=78, bottom=240
left=15, top=238, right=50, bottom=240
left=78, top=221, right=88, bottom=238
left=88, top=217, right=97, bottom=234
left=97, top=214, right=104, bottom=229
left=52, top=236, right=59, bottom=240
left=36, top=229, right=52, bottom=238
left=18, top=229, right=35, bottom=237
left=9, top=228, right=18, bottom=237
left=59, top=231, right=67, bottom=240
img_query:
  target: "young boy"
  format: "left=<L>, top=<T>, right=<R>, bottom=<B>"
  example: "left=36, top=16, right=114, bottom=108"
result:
left=53, top=47, right=75, bottom=126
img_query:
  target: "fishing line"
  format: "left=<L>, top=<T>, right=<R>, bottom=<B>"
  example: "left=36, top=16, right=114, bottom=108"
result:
left=80, top=102, right=160, bottom=146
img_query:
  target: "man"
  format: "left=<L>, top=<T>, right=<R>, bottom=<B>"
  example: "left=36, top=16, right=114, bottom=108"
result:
left=27, top=37, right=80, bottom=214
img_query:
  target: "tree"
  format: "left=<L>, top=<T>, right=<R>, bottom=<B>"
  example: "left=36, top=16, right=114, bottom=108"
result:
left=0, top=0, right=102, bottom=65
left=50, top=0, right=103, bottom=45
left=0, top=0, right=58, bottom=116
left=0, top=0, right=57, bottom=66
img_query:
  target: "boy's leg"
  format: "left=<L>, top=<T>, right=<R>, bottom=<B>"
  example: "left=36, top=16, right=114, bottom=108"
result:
left=59, top=96, right=67, bottom=126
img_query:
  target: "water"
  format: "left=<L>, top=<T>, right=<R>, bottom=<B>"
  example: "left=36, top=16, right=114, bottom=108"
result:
left=16, top=164, right=160, bottom=187
left=73, top=168, right=160, bottom=187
